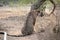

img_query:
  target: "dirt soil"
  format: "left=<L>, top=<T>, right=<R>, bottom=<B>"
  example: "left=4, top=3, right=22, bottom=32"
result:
left=0, top=6, right=60, bottom=40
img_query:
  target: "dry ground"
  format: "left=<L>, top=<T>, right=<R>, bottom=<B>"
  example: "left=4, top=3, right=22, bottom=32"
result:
left=0, top=6, right=60, bottom=40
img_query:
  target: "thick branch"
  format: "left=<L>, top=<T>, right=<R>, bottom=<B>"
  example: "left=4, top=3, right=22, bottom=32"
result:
left=31, top=0, right=46, bottom=10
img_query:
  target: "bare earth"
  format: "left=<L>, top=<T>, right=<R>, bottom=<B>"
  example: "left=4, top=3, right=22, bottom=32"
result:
left=0, top=6, right=60, bottom=40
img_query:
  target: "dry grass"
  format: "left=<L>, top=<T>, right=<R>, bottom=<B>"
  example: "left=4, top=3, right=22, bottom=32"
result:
left=0, top=6, right=31, bottom=18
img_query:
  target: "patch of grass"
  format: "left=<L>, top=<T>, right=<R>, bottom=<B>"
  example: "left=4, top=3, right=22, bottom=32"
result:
left=8, top=0, right=37, bottom=6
